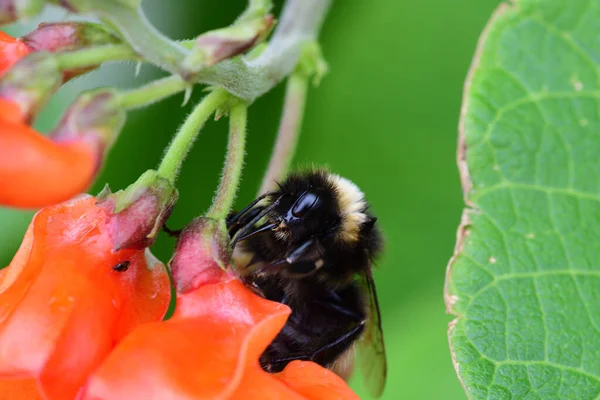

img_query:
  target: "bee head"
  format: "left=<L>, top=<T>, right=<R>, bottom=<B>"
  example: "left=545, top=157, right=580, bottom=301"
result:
left=268, top=172, right=340, bottom=244
left=269, top=169, right=369, bottom=246
left=229, top=169, right=379, bottom=282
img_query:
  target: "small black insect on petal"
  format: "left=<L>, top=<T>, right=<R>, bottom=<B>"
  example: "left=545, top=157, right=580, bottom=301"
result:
left=113, top=260, right=131, bottom=272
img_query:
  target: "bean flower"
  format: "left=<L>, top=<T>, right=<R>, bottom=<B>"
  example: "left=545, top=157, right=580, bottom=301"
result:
left=0, top=0, right=361, bottom=399
left=82, top=218, right=359, bottom=400
left=0, top=24, right=122, bottom=209
left=0, top=195, right=171, bottom=399
left=0, top=86, right=125, bottom=208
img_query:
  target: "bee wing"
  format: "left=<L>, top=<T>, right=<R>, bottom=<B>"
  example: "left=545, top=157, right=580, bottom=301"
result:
left=358, top=268, right=387, bottom=398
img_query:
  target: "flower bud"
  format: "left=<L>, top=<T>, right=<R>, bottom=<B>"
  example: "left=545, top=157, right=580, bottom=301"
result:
left=22, top=21, right=119, bottom=52
left=0, top=25, right=122, bottom=119
left=181, top=14, right=274, bottom=77
left=21, top=21, right=120, bottom=81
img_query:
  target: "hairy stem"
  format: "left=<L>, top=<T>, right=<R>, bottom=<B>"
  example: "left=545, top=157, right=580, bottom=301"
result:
left=191, top=0, right=331, bottom=102
left=54, top=43, right=135, bottom=70
left=157, top=89, right=229, bottom=183
left=61, top=0, right=329, bottom=105
left=238, top=0, right=273, bottom=21
left=92, top=0, right=188, bottom=75
left=206, top=102, right=248, bottom=220
left=114, top=75, right=187, bottom=110
left=259, top=71, right=308, bottom=194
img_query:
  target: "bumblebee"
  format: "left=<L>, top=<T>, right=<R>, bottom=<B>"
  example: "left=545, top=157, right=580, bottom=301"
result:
left=227, top=169, right=387, bottom=397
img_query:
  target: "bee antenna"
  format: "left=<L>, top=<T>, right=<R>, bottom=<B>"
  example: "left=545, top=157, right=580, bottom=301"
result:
left=235, top=221, right=278, bottom=243
left=227, top=191, right=275, bottom=230
left=231, top=197, right=282, bottom=249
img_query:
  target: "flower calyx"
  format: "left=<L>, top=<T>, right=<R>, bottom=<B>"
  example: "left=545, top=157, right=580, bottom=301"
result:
left=97, top=169, right=178, bottom=251
left=170, top=217, right=233, bottom=294
left=0, top=52, right=61, bottom=121
left=51, top=88, right=125, bottom=154
left=180, top=14, right=274, bottom=80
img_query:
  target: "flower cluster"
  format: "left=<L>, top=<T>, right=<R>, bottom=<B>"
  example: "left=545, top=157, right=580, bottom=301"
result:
left=0, top=0, right=352, bottom=398
left=0, top=24, right=122, bottom=208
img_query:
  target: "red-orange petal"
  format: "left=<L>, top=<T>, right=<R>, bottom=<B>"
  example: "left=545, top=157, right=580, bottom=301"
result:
left=0, top=378, right=41, bottom=400
left=82, top=277, right=358, bottom=400
left=273, top=361, right=360, bottom=400
left=0, top=32, right=30, bottom=76
left=0, top=117, right=97, bottom=208
left=0, top=196, right=170, bottom=399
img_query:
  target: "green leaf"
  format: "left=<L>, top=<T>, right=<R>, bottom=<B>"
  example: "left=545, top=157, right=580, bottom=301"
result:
left=445, top=1, right=600, bottom=399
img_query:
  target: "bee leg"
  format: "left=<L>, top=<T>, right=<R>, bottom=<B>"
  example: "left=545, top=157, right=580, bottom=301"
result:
left=278, top=239, right=326, bottom=276
left=309, top=321, right=365, bottom=361
left=265, top=322, right=365, bottom=368
left=314, top=299, right=363, bottom=321
left=239, top=275, right=266, bottom=298
left=286, top=238, right=328, bottom=264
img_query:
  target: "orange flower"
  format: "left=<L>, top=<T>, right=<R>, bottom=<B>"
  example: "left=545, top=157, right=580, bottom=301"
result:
left=82, top=218, right=358, bottom=400
left=83, top=276, right=358, bottom=400
left=0, top=196, right=170, bottom=399
left=0, top=88, right=124, bottom=209
left=0, top=25, right=125, bottom=209
left=0, top=100, right=98, bottom=208
left=0, top=31, right=30, bottom=75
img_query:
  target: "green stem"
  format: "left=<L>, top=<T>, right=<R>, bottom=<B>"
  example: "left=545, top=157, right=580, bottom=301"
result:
left=206, top=102, right=249, bottom=220
left=259, top=70, right=308, bottom=194
left=193, top=0, right=331, bottom=102
left=54, top=43, right=136, bottom=70
left=157, top=89, right=229, bottom=183
left=237, top=0, right=273, bottom=22
left=113, top=75, right=187, bottom=110
left=92, top=1, right=188, bottom=75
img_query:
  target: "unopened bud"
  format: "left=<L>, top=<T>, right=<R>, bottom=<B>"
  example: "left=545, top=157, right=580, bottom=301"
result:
left=22, top=22, right=119, bottom=52
left=181, top=14, right=274, bottom=77
left=22, top=22, right=121, bottom=81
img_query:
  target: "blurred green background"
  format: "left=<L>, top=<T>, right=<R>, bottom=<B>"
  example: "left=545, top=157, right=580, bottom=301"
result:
left=1, top=0, right=502, bottom=398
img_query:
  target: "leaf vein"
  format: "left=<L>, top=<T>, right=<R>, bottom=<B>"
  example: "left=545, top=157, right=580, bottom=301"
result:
left=474, top=182, right=600, bottom=204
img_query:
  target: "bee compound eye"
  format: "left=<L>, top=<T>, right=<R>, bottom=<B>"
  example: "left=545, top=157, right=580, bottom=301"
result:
left=291, top=192, right=319, bottom=218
